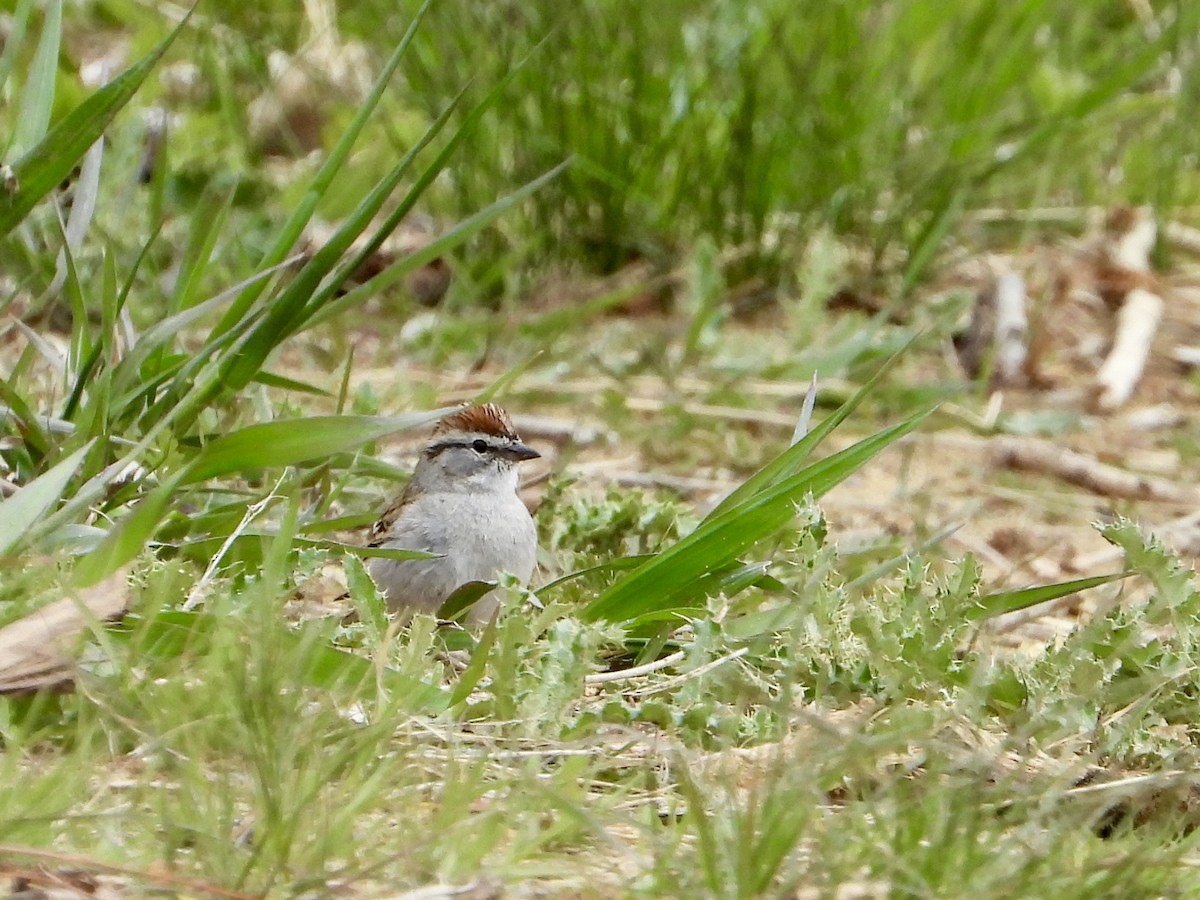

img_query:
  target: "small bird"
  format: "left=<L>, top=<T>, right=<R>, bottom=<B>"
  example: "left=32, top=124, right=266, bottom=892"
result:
left=367, top=404, right=540, bottom=624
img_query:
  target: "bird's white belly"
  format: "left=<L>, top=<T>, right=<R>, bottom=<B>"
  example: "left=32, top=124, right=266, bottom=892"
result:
left=367, top=492, right=536, bottom=623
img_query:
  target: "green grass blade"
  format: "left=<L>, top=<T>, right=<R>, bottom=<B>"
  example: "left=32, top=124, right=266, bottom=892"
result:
left=0, top=5, right=192, bottom=238
left=0, top=441, right=91, bottom=556
left=438, top=581, right=499, bottom=622
left=72, top=476, right=181, bottom=587
left=304, top=159, right=571, bottom=333
left=472, top=351, right=543, bottom=405
left=104, top=255, right=301, bottom=427
left=842, top=522, right=961, bottom=595
left=705, top=340, right=915, bottom=521
left=583, top=408, right=934, bottom=623
left=250, top=372, right=331, bottom=397
left=295, top=83, right=473, bottom=317
left=968, top=572, right=1129, bottom=622
left=168, top=186, right=237, bottom=314
left=901, top=189, right=964, bottom=296
left=114, top=253, right=301, bottom=384
left=0, top=376, right=54, bottom=459
left=113, top=611, right=449, bottom=711
left=298, top=513, right=378, bottom=535
left=0, top=0, right=36, bottom=98
left=31, top=383, right=231, bottom=543
left=180, top=411, right=448, bottom=485
left=448, top=613, right=499, bottom=707
left=224, top=64, right=564, bottom=392
left=62, top=242, right=137, bottom=422
left=12, top=0, right=61, bottom=154
left=296, top=45, right=548, bottom=328
left=216, top=77, right=479, bottom=395
left=58, top=217, right=91, bottom=364
left=61, top=126, right=104, bottom=255
left=529, top=555, right=655, bottom=596
left=169, top=534, right=436, bottom=562
left=209, top=0, right=434, bottom=338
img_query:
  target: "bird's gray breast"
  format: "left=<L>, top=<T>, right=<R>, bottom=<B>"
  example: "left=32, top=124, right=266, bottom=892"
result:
left=367, top=492, right=536, bottom=615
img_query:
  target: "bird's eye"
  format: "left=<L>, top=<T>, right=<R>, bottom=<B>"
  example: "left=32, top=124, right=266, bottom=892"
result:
left=471, top=439, right=489, bottom=453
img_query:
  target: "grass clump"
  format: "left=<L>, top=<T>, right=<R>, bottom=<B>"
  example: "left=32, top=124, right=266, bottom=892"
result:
left=397, top=0, right=1197, bottom=293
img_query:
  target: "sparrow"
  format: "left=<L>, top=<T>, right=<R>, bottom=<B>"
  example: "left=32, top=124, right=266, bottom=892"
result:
left=367, top=404, right=540, bottom=624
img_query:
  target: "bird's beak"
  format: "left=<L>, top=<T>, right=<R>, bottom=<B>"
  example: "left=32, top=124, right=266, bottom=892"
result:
left=506, top=441, right=540, bottom=462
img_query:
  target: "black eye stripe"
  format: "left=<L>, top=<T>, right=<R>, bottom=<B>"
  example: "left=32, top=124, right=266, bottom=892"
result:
left=427, top=437, right=512, bottom=456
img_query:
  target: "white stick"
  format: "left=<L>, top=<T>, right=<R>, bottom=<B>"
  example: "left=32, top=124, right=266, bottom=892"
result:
left=182, top=475, right=286, bottom=610
left=1096, top=288, right=1163, bottom=410
left=585, top=650, right=687, bottom=685
left=992, top=271, right=1029, bottom=385
left=1095, top=210, right=1161, bottom=410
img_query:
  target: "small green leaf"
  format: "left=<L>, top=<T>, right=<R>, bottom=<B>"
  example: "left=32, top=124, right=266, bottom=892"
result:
left=344, top=553, right=388, bottom=640
left=438, top=581, right=498, bottom=622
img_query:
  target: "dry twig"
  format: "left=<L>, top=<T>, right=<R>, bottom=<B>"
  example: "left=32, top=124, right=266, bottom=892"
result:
left=955, top=269, right=1029, bottom=386
left=0, top=844, right=259, bottom=900
left=990, top=436, right=1198, bottom=504
left=0, top=568, right=131, bottom=695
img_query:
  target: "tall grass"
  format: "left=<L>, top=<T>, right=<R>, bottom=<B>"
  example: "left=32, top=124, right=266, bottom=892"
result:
left=386, top=0, right=1194, bottom=292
